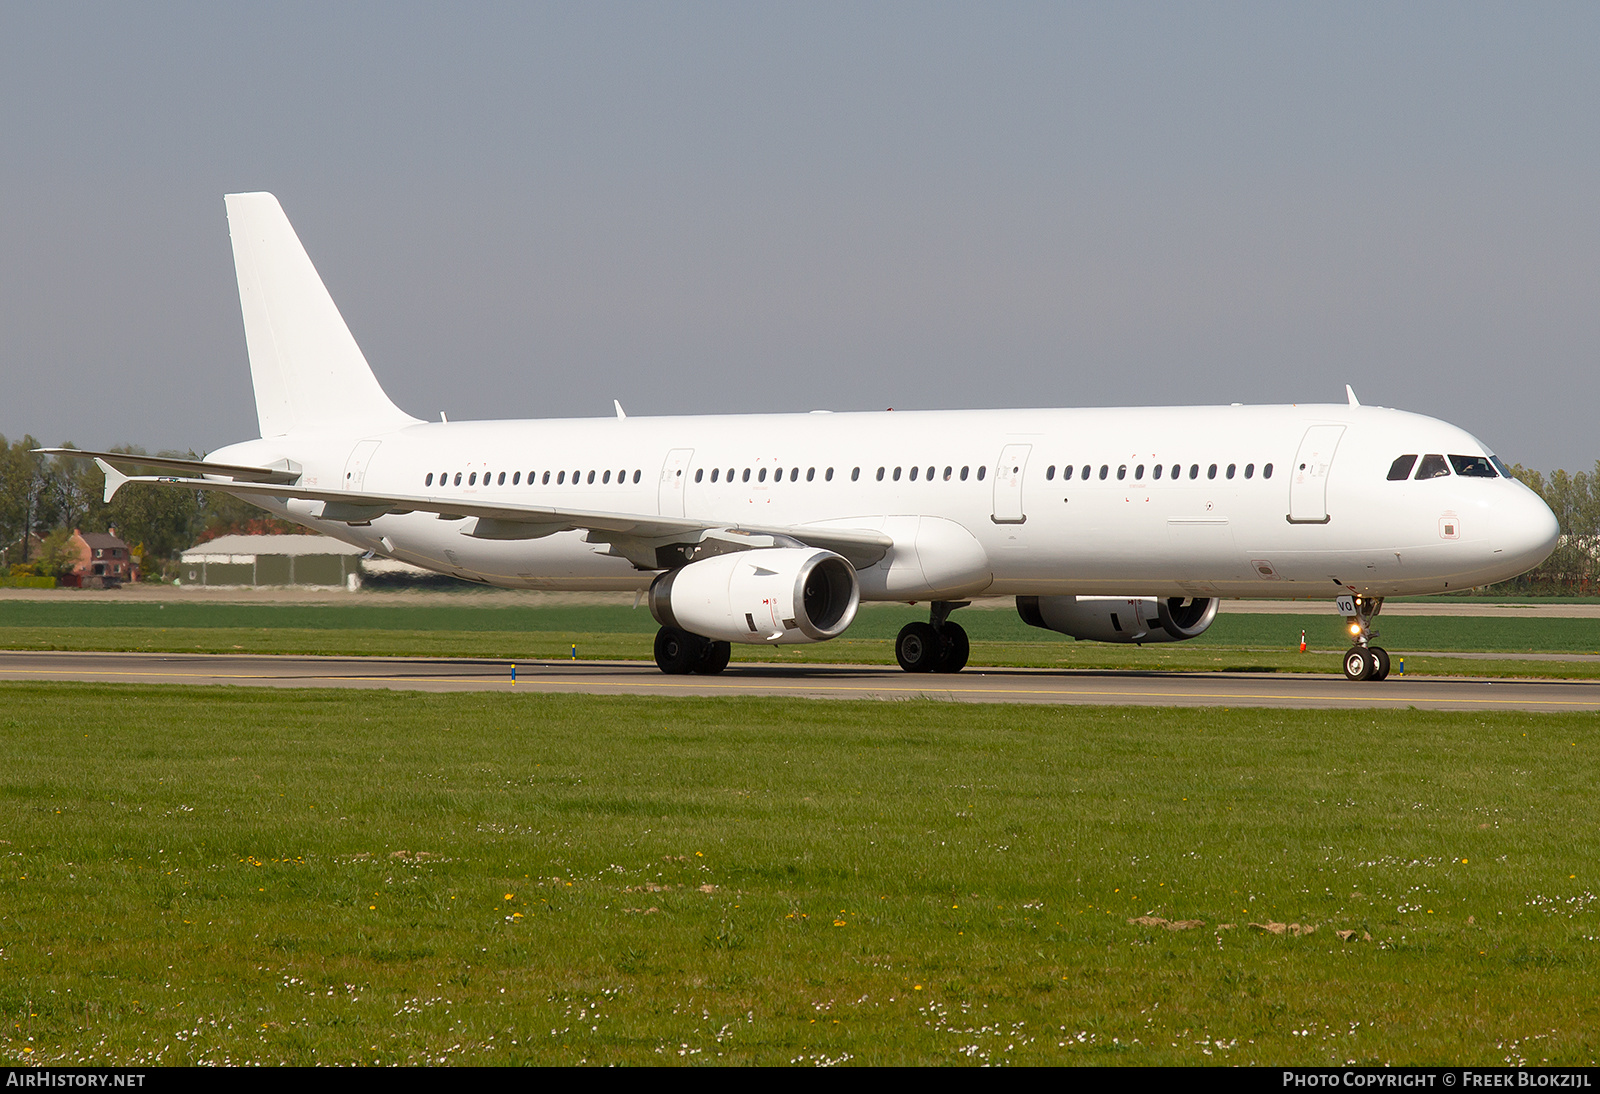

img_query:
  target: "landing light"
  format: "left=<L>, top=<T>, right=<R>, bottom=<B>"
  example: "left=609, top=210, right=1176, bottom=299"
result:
left=1349, top=623, right=1362, bottom=636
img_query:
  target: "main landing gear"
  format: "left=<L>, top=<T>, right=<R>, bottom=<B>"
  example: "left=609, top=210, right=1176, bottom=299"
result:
left=653, top=627, right=731, bottom=675
left=895, top=600, right=971, bottom=674
left=1340, top=595, right=1391, bottom=682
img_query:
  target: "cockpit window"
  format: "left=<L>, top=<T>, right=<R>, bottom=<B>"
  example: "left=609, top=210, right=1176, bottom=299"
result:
left=1415, top=454, right=1450, bottom=479
left=1490, top=455, right=1512, bottom=478
left=1387, top=455, right=1417, bottom=481
left=1450, top=455, right=1497, bottom=478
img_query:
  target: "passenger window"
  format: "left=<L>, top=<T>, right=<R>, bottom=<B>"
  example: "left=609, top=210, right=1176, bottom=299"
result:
left=759, top=468, right=767, bottom=482
left=425, top=473, right=434, bottom=487
left=634, top=470, right=641, bottom=484
left=943, top=466, right=952, bottom=481
left=977, top=466, right=986, bottom=480
left=876, top=467, right=885, bottom=481
left=1046, top=465, right=1055, bottom=481
left=1387, top=455, right=1418, bottom=481
left=469, top=472, right=477, bottom=485
left=557, top=471, right=565, bottom=485
left=1207, top=464, right=1217, bottom=480
left=587, top=470, right=595, bottom=484
left=542, top=471, right=550, bottom=485
left=1135, top=464, right=1144, bottom=480
left=1099, top=465, right=1109, bottom=480
left=926, top=466, right=934, bottom=481
left=1169, top=464, right=1179, bottom=480
left=1189, top=464, right=1199, bottom=480
left=1450, top=455, right=1497, bottom=478
left=826, top=467, right=834, bottom=481
left=513, top=472, right=521, bottom=485
left=1244, top=463, right=1254, bottom=479
left=909, top=466, right=918, bottom=481
left=807, top=467, right=815, bottom=481
left=691, top=469, right=699, bottom=483
left=961, top=466, right=969, bottom=480
left=1153, top=464, right=1162, bottom=480
left=1117, top=465, right=1127, bottom=480
left=711, top=468, right=719, bottom=483
left=850, top=467, right=859, bottom=481
left=1263, top=463, right=1273, bottom=479
left=1063, top=465, right=1074, bottom=481
left=743, top=468, right=751, bottom=483
left=1415, top=454, right=1450, bottom=479
left=1226, top=464, right=1235, bottom=479
left=893, top=467, right=902, bottom=481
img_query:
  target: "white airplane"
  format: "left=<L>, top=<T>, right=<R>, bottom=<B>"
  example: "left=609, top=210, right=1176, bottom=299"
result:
left=54, top=193, right=1560, bottom=681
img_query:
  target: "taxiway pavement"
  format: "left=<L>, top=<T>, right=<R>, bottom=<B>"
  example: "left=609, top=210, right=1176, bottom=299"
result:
left=1, top=650, right=1596, bottom=711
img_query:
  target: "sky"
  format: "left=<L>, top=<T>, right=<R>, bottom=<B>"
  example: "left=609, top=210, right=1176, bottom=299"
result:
left=2, top=3, right=1596, bottom=470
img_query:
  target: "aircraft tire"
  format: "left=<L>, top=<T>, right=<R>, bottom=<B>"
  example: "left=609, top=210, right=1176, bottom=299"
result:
left=1342, top=647, right=1374, bottom=681
left=896, top=622, right=941, bottom=673
left=1369, top=646, right=1391, bottom=681
left=694, top=640, right=732, bottom=675
left=935, top=622, right=970, bottom=673
left=654, top=627, right=703, bottom=675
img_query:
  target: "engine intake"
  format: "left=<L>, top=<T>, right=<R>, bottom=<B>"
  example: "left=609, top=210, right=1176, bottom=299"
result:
left=1016, top=595, right=1218, bottom=643
left=650, top=547, right=860, bottom=644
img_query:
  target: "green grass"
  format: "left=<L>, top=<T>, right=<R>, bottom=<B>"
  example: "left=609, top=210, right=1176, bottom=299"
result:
left=2, top=684, right=1598, bottom=1065
left=3, top=601, right=1598, bottom=677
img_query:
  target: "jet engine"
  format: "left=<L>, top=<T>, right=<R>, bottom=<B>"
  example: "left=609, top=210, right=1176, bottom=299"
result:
left=649, top=547, right=860, bottom=644
left=1016, top=595, right=1218, bottom=643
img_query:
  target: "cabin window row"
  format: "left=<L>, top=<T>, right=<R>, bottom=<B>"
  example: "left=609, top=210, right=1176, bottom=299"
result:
left=424, top=469, right=645, bottom=487
left=687, top=465, right=993, bottom=484
left=1043, top=462, right=1272, bottom=483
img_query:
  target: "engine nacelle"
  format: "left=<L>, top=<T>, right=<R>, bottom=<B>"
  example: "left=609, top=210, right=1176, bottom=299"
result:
left=1016, top=595, right=1218, bottom=643
left=649, top=547, right=860, bottom=644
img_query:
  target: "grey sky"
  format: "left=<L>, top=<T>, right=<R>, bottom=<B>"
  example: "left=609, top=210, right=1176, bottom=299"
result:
left=2, top=3, right=1596, bottom=470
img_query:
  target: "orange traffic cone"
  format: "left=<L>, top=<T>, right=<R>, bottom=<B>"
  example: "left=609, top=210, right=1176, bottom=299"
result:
left=1298, top=629, right=1307, bottom=653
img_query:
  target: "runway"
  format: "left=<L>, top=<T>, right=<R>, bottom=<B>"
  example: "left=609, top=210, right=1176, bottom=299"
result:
left=2, top=649, right=1597, bottom=710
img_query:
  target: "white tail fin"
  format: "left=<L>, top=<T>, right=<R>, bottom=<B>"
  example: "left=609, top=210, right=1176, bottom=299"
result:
left=225, top=193, right=419, bottom=438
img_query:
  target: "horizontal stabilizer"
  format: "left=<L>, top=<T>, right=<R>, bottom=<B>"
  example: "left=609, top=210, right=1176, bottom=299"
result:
left=36, top=448, right=302, bottom=485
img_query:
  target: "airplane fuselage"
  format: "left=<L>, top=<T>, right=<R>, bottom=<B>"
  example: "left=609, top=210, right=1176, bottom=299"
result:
left=209, top=400, right=1558, bottom=601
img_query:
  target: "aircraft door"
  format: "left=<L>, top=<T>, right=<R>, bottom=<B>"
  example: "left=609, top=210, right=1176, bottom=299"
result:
left=343, top=440, right=381, bottom=492
left=991, top=443, right=1032, bottom=524
left=1287, top=425, right=1345, bottom=524
left=658, top=448, right=695, bottom=516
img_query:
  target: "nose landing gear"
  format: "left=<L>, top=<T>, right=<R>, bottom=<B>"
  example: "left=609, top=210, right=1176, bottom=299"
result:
left=1339, top=595, right=1391, bottom=681
left=895, top=600, right=971, bottom=673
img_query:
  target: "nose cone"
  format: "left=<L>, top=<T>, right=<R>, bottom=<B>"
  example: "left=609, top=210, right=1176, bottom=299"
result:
left=1494, top=485, right=1560, bottom=576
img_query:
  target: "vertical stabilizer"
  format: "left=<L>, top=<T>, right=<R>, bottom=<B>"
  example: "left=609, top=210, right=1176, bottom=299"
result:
left=225, top=192, right=419, bottom=438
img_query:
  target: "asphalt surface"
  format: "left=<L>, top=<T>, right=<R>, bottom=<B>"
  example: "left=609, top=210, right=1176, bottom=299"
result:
left=2, top=650, right=1597, bottom=711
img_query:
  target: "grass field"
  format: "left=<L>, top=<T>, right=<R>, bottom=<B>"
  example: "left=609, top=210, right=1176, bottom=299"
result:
left=3, top=600, right=1599, bottom=678
left=2, top=684, right=1597, bottom=1066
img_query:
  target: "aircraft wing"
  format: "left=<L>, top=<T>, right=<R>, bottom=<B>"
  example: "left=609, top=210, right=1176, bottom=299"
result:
left=94, top=461, right=892, bottom=570
left=35, top=448, right=303, bottom=485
